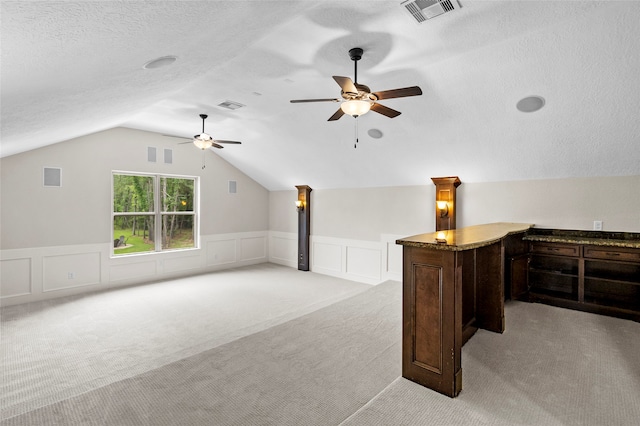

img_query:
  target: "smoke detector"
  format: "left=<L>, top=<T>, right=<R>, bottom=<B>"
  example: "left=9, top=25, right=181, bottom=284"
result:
left=401, top=0, right=462, bottom=23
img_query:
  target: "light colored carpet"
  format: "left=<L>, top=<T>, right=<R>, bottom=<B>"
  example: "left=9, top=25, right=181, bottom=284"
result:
left=3, top=263, right=640, bottom=425
left=1, top=274, right=402, bottom=425
left=0, top=263, right=372, bottom=421
left=342, top=301, right=640, bottom=426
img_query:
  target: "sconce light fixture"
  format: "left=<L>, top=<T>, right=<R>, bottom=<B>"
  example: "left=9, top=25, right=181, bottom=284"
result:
left=436, top=200, right=449, bottom=218
left=296, top=200, right=304, bottom=212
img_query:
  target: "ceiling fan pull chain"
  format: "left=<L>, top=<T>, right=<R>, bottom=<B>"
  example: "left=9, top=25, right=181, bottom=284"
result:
left=202, top=151, right=206, bottom=169
left=354, top=116, right=359, bottom=148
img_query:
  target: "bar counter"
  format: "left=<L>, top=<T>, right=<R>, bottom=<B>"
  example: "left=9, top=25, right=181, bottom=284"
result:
left=396, top=222, right=532, bottom=397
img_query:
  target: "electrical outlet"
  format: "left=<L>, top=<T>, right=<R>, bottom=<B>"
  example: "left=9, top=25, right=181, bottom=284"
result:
left=68, top=272, right=75, bottom=279
left=593, top=220, right=603, bottom=231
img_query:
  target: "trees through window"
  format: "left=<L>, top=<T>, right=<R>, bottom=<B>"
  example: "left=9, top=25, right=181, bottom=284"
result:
left=112, top=172, right=197, bottom=256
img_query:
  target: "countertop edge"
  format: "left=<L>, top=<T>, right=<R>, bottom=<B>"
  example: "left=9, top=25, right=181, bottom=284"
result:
left=523, top=235, right=640, bottom=249
left=396, top=223, right=533, bottom=251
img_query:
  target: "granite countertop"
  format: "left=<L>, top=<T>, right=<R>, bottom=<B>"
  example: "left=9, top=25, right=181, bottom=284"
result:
left=396, top=222, right=533, bottom=251
left=523, top=234, right=640, bottom=249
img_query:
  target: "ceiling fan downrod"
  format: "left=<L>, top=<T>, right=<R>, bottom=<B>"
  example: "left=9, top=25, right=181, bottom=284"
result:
left=349, top=47, right=363, bottom=85
left=200, top=114, right=208, bottom=134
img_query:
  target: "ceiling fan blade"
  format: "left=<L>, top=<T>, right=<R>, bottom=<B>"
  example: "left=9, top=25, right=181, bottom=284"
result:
left=213, top=140, right=242, bottom=144
left=163, top=134, right=191, bottom=141
left=371, top=102, right=401, bottom=118
left=372, top=86, right=422, bottom=100
left=333, top=76, right=358, bottom=94
left=328, top=108, right=345, bottom=121
left=290, top=98, right=340, bottom=103
left=210, top=142, right=224, bottom=149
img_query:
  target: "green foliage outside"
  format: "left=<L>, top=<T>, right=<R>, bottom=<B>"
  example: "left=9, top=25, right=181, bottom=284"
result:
left=113, top=174, right=196, bottom=255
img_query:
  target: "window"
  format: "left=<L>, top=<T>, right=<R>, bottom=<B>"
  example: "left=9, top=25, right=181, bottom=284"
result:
left=112, top=172, right=197, bottom=256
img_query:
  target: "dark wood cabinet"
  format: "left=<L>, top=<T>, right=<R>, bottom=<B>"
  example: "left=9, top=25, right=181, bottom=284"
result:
left=397, top=223, right=532, bottom=398
left=526, top=240, right=640, bottom=321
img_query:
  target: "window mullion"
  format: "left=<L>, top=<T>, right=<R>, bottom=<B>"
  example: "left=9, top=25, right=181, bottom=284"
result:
left=154, top=175, right=162, bottom=252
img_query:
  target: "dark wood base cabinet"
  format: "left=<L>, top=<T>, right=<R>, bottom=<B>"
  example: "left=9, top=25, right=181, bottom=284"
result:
left=527, top=241, right=640, bottom=322
left=397, top=223, right=532, bottom=398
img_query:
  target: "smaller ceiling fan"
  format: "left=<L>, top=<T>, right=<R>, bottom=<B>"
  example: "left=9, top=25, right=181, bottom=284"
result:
left=165, top=114, right=242, bottom=168
left=290, top=47, right=423, bottom=121
left=185, top=114, right=242, bottom=150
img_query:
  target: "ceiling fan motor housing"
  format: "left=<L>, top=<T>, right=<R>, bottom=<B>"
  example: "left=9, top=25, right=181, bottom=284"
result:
left=349, top=47, right=363, bottom=62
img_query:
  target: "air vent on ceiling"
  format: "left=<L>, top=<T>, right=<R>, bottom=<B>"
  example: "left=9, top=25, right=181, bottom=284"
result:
left=401, top=0, right=461, bottom=23
left=217, top=100, right=245, bottom=110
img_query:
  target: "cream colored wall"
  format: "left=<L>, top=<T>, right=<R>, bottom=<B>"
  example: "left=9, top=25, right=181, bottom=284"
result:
left=0, top=127, right=268, bottom=250
left=311, top=185, right=436, bottom=240
left=268, top=190, right=298, bottom=234
left=458, top=176, right=640, bottom=232
left=268, top=176, right=640, bottom=242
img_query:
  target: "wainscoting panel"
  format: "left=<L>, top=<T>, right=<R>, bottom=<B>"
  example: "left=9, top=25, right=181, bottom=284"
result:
left=268, top=232, right=297, bottom=268
left=346, top=246, right=381, bottom=281
left=110, top=260, right=158, bottom=282
left=240, top=236, right=266, bottom=261
left=381, top=234, right=404, bottom=282
left=43, top=252, right=101, bottom=292
left=206, top=239, right=237, bottom=266
left=312, top=240, right=343, bottom=274
left=311, top=236, right=385, bottom=285
left=162, top=253, right=202, bottom=274
left=0, top=257, right=32, bottom=298
left=1, top=232, right=268, bottom=306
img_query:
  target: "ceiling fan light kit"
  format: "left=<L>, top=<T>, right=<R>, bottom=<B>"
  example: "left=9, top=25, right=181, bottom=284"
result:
left=290, top=47, right=422, bottom=123
left=193, top=133, right=214, bottom=150
left=340, top=99, right=372, bottom=117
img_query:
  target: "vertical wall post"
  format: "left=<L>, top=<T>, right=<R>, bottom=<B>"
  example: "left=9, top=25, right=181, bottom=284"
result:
left=295, top=185, right=312, bottom=271
left=431, top=177, right=461, bottom=231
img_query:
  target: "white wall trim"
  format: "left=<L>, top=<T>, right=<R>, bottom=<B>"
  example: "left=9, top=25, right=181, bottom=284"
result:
left=381, top=234, right=404, bottom=282
left=268, top=231, right=297, bottom=268
left=1, top=231, right=268, bottom=307
left=2, top=230, right=399, bottom=306
left=310, top=235, right=384, bottom=285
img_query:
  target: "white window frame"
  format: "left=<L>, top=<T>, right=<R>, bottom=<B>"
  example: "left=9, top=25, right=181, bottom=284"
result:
left=111, top=171, right=200, bottom=257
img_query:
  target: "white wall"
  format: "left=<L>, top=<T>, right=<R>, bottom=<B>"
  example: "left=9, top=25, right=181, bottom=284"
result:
left=1, top=128, right=269, bottom=305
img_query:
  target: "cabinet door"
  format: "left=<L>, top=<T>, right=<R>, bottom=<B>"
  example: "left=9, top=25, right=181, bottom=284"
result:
left=510, top=254, right=529, bottom=300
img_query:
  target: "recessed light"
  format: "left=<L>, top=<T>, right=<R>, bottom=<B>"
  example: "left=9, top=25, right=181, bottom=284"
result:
left=516, top=95, right=545, bottom=112
left=143, top=55, right=177, bottom=70
left=367, top=128, right=383, bottom=139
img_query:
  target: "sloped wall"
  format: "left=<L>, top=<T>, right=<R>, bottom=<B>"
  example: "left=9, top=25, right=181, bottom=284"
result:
left=1, top=127, right=269, bottom=305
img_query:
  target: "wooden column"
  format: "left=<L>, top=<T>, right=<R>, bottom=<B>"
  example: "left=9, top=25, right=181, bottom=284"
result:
left=431, top=176, right=461, bottom=232
left=296, top=185, right=312, bottom=271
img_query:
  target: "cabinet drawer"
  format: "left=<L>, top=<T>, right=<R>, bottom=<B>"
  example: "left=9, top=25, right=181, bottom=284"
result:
left=530, top=242, right=580, bottom=257
left=583, top=246, right=640, bottom=262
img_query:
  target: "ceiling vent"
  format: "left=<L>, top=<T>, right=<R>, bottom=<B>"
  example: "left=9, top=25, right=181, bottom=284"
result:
left=401, top=0, right=461, bottom=23
left=217, top=100, right=245, bottom=111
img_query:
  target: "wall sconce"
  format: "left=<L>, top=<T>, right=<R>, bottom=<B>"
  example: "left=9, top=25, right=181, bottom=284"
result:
left=436, top=200, right=449, bottom=218
left=296, top=200, right=304, bottom=212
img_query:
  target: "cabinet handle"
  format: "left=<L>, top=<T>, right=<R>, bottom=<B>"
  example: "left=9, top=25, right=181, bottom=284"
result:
left=605, top=252, right=620, bottom=256
left=547, top=247, right=559, bottom=251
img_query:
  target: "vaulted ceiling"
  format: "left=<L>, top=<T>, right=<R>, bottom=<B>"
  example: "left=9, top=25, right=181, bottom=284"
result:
left=2, top=1, right=639, bottom=190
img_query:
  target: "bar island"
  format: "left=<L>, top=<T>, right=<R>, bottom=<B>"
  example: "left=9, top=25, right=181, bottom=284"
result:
left=396, top=222, right=532, bottom=397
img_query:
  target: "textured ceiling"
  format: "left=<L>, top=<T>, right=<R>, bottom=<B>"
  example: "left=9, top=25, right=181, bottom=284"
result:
left=2, top=1, right=639, bottom=190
